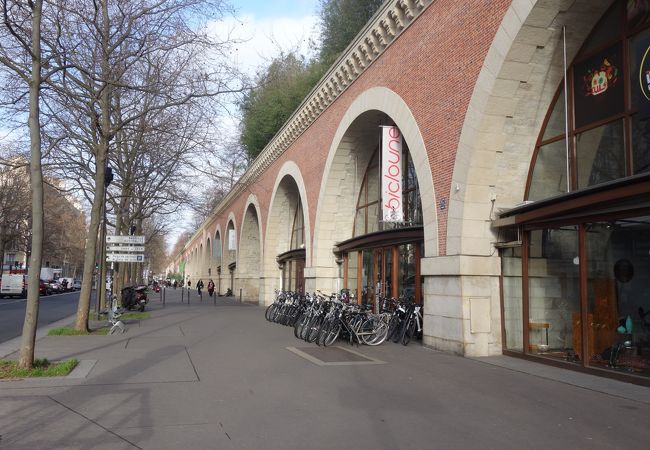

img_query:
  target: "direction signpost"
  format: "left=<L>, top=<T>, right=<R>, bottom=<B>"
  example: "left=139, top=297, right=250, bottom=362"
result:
left=106, top=235, right=145, bottom=244
left=106, top=253, right=145, bottom=263
left=107, top=245, right=145, bottom=252
left=105, top=236, right=147, bottom=293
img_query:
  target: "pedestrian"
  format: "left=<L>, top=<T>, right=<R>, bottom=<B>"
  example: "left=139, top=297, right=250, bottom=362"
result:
left=173, top=280, right=177, bottom=289
left=197, top=279, right=204, bottom=295
left=207, top=279, right=215, bottom=297
left=187, top=279, right=191, bottom=289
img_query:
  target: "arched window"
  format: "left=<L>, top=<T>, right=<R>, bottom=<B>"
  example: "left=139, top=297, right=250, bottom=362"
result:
left=290, top=201, right=304, bottom=249
left=500, top=1, right=650, bottom=380
left=528, top=1, right=650, bottom=200
left=353, top=146, right=422, bottom=237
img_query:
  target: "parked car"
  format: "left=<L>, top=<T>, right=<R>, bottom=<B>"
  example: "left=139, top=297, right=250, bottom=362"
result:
left=47, top=280, right=62, bottom=293
left=39, top=279, right=51, bottom=296
left=73, top=279, right=82, bottom=290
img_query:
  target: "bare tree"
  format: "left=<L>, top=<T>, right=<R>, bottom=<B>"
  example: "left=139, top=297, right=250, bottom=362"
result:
left=0, top=0, right=49, bottom=369
left=0, top=157, right=31, bottom=273
left=33, top=0, right=244, bottom=331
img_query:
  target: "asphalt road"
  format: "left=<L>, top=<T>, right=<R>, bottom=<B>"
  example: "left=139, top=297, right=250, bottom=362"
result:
left=0, top=291, right=96, bottom=342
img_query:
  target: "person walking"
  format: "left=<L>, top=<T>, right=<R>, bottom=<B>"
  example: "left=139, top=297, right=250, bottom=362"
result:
left=207, top=279, right=215, bottom=297
left=173, top=280, right=177, bottom=289
left=197, top=279, right=204, bottom=296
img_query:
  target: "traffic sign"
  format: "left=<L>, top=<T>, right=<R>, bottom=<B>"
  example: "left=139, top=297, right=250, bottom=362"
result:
left=106, top=253, right=145, bottom=262
left=106, top=245, right=145, bottom=252
left=106, top=235, right=145, bottom=244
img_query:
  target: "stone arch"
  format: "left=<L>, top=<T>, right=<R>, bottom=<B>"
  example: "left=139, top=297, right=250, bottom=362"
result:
left=206, top=237, right=212, bottom=277
left=263, top=162, right=310, bottom=303
left=197, top=245, right=203, bottom=279
left=213, top=226, right=223, bottom=293
left=313, top=86, right=436, bottom=292
left=435, top=0, right=613, bottom=357
left=238, top=195, right=263, bottom=303
left=452, top=0, right=612, bottom=255
left=225, top=213, right=237, bottom=292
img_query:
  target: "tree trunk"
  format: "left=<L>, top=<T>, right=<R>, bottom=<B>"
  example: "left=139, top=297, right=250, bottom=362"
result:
left=75, top=0, right=112, bottom=331
left=18, top=0, right=44, bottom=370
left=0, top=225, right=5, bottom=274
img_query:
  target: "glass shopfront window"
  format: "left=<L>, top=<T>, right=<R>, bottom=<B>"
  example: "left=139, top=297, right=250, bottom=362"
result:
left=347, top=251, right=359, bottom=301
left=498, top=2, right=650, bottom=382
left=398, top=244, right=417, bottom=300
left=528, top=228, right=581, bottom=362
left=586, top=218, right=650, bottom=376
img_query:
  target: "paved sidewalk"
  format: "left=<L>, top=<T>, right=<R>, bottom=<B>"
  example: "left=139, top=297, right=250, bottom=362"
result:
left=1, top=288, right=649, bottom=449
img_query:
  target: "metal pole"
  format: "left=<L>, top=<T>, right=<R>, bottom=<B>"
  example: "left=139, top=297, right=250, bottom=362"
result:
left=181, top=284, right=184, bottom=303
left=187, top=286, right=190, bottom=305
left=239, top=288, right=242, bottom=303
left=563, top=25, right=570, bottom=193
left=163, top=286, right=166, bottom=307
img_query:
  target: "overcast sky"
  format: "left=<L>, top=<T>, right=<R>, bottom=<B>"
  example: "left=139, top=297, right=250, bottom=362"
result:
left=219, top=0, right=321, bottom=76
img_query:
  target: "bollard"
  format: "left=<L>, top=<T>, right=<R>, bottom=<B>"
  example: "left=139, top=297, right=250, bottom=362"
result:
left=239, top=288, right=242, bottom=303
left=187, top=287, right=191, bottom=305
left=181, top=286, right=185, bottom=303
left=213, top=291, right=216, bottom=306
left=163, top=287, right=166, bottom=307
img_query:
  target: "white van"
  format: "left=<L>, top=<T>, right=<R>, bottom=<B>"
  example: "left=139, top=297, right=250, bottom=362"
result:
left=0, top=274, right=27, bottom=298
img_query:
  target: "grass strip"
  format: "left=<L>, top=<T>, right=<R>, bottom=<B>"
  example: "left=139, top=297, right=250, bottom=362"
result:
left=119, top=312, right=150, bottom=320
left=0, top=358, right=78, bottom=379
left=48, top=327, right=109, bottom=336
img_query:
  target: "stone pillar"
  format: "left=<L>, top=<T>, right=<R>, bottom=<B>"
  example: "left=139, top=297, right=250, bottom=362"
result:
left=420, top=255, right=502, bottom=357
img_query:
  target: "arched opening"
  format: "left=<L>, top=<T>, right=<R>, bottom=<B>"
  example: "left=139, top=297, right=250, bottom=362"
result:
left=337, top=129, right=424, bottom=311
left=213, top=229, right=222, bottom=295
left=206, top=238, right=212, bottom=278
left=317, top=108, right=425, bottom=311
left=496, top=1, right=650, bottom=381
left=226, top=219, right=236, bottom=293
left=238, top=202, right=262, bottom=303
left=263, top=163, right=310, bottom=305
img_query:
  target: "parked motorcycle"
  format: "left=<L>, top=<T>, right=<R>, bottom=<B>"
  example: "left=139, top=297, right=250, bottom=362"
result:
left=121, top=285, right=149, bottom=312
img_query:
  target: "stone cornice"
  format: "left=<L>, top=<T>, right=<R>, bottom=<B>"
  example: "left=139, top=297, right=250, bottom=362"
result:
left=182, top=0, right=434, bottom=256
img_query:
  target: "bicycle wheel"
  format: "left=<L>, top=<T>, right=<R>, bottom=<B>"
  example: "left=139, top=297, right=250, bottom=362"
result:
left=316, top=318, right=331, bottom=346
left=387, top=314, right=401, bottom=342
left=401, top=317, right=417, bottom=346
left=307, top=316, right=324, bottom=343
left=391, top=317, right=404, bottom=343
left=265, top=304, right=276, bottom=321
left=294, top=313, right=308, bottom=339
left=363, top=317, right=388, bottom=346
left=322, top=320, right=341, bottom=346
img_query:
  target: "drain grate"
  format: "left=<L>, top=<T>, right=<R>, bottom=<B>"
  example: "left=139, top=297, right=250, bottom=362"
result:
left=287, top=346, right=385, bottom=366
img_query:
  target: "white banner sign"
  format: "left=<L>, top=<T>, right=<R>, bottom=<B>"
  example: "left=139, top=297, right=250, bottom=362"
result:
left=106, top=245, right=145, bottom=252
left=106, top=253, right=145, bottom=262
left=228, top=229, right=236, bottom=251
left=106, top=235, right=145, bottom=244
left=381, top=126, right=404, bottom=222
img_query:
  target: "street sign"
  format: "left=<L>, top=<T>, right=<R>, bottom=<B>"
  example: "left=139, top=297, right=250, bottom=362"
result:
left=106, top=253, right=145, bottom=263
left=106, top=245, right=145, bottom=252
left=106, top=235, right=145, bottom=244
